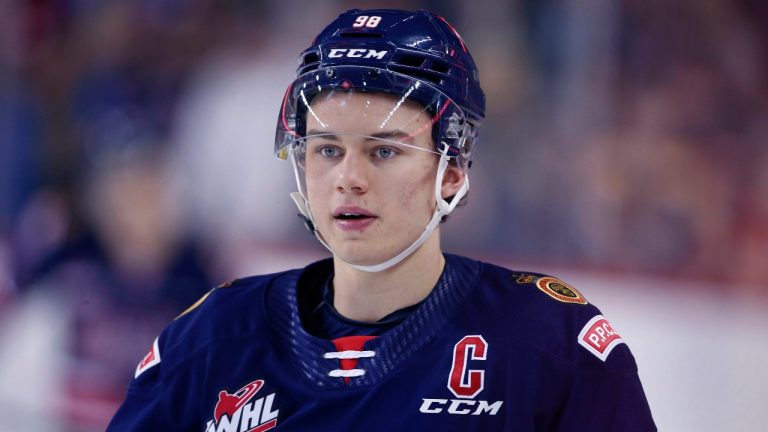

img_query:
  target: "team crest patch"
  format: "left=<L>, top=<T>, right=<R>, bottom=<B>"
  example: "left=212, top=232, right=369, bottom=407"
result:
left=578, top=315, right=625, bottom=361
left=135, top=337, right=161, bottom=378
left=535, top=277, right=588, bottom=305
left=205, top=379, right=279, bottom=432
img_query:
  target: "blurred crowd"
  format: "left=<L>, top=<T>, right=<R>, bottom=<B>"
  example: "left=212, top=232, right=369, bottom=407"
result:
left=0, top=0, right=766, bottom=430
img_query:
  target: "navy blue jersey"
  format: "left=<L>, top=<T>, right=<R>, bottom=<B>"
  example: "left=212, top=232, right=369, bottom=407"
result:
left=109, top=254, right=656, bottom=431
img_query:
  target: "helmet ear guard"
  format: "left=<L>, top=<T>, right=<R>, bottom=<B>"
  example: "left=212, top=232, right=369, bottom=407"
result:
left=439, top=111, right=479, bottom=171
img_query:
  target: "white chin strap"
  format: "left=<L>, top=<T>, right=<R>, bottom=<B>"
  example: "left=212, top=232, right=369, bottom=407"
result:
left=289, top=146, right=468, bottom=273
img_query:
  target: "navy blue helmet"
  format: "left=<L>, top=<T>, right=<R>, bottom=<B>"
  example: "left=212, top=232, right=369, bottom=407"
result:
left=275, top=9, right=486, bottom=165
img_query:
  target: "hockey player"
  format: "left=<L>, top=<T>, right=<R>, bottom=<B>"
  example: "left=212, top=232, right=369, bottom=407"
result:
left=109, top=9, right=655, bottom=431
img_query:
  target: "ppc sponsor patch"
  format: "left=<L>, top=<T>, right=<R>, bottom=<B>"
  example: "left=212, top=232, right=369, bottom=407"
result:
left=135, top=337, right=161, bottom=378
left=535, top=277, right=588, bottom=305
left=578, top=315, right=625, bottom=361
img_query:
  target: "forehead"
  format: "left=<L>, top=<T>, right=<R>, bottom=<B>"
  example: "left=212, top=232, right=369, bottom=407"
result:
left=306, top=91, right=431, bottom=136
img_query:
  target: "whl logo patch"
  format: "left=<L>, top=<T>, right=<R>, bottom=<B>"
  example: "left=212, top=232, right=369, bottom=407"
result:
left=205, top=379, right=279, bottom=432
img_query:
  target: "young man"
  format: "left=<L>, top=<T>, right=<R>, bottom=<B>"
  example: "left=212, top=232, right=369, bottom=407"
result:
left=109, top=9, right=655, bottom=431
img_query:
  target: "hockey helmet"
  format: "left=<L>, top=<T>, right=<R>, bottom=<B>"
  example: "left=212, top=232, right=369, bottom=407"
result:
left=275, top=9, right=486, bottom=168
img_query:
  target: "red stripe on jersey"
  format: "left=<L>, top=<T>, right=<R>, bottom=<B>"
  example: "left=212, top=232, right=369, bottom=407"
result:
left=331, top=335, right=377, bottom=384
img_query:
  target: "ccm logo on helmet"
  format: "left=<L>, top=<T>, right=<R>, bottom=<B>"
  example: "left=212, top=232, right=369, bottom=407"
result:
left=328, top=48, right=388, bottom=59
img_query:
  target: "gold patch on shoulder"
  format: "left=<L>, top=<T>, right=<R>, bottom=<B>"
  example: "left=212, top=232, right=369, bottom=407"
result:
left=515, top=274, right=537, bottom=284
left=535, top=277, right=588, bottom=305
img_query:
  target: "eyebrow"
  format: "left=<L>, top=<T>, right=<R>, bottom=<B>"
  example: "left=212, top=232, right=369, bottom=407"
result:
left=369, top=130, right=414, bottom=143
left=306, top=129, right=340, bottom=140
left=305, top=129, right=414, bottom=143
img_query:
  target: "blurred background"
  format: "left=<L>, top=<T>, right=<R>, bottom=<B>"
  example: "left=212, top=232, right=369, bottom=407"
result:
left=0, top=0, right=766, bottom=430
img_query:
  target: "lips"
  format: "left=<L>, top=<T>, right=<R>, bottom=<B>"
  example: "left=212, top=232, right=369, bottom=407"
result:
left=333, top=206, right=377, bottom=231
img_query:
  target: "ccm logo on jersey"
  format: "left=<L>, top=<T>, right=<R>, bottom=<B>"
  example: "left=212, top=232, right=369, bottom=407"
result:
left=578, top=315, right=625, bottom=361
left=205, top=379, right=279, bottom=432
left=419, top=335, right=504, bottom=416
left=327, top=48, right=388, bottom=59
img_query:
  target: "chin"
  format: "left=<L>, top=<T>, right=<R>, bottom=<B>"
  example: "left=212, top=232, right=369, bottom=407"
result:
left=331, top=241, right=397, bottom=267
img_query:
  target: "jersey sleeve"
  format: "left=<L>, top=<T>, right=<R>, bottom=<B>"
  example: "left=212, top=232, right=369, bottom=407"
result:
left=107, top=384, right=173, bottom=431
left=556, top=311, right=656, bottom=431
left=107, top=286, right=216, bottom=432
left=106, top=330, right=200, bottom=431
left=555, top=365, right=656, bottom=431
left=510, top=270, right=657, bottom=430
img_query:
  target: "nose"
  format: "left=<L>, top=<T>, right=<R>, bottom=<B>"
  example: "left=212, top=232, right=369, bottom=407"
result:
left=334, top=150, right=369, bottom=194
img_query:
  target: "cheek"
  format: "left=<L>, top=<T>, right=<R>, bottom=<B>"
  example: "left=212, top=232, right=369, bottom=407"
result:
left=305, top=171, right=331, bottom=211
left=392, top=168, right=436, bottom=214
left=305, top=163, right=326, bottom=193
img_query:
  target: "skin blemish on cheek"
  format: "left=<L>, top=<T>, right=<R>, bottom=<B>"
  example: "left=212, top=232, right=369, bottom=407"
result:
left=397, top=187, right=417, bottom=205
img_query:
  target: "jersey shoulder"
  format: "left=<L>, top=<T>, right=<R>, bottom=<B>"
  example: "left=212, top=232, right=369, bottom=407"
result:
left=475, top=260, right=592, bottom=311
left=171, top=272, right=285, bottom=333
left=473, top=260, right=638, bottom=372
left=131, top=268, right=300, bottom=384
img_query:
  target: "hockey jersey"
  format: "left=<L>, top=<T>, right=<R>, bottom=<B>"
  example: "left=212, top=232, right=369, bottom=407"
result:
left=108, top=254, right=656, bottom=431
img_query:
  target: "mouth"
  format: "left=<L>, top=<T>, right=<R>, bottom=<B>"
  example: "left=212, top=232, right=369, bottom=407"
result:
left=333, top=207, right=377, bottom=231
left=334, top=213, right=372, bottom=220
left=333, top=206, right=375, bottom=218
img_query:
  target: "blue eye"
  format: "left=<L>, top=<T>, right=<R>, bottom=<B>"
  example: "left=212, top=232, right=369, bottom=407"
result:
left=319, top=146, right=340, bottom=158
left=374, top=147, right=396, bottom=159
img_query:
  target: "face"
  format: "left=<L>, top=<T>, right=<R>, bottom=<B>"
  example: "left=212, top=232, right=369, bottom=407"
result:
left=302, top=91, right=460, bottom=266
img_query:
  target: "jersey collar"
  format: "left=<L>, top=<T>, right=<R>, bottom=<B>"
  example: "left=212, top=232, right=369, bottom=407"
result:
left=265, top=253, right=482, bottom=388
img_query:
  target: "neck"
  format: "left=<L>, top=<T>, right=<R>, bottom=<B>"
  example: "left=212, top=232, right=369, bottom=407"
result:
left=331, top=231, right=445, bottom=323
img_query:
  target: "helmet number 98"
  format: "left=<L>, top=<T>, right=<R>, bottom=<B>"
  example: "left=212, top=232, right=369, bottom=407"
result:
left=353, top=15, right=381, bottom=28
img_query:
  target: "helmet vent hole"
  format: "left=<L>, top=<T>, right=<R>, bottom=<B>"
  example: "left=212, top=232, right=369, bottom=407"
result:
left=303, top=52, right=320, bottom=65
left=389, top=66, right=442, bottom=84
left=430, top=60, right=450, bottom=74
left=298, top=52, right=321, bottom=74
left=395, top=53, right=426, bottom=68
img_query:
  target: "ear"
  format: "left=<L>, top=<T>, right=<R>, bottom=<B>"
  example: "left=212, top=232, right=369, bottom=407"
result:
left=440, top=165, right=466, bottom=200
